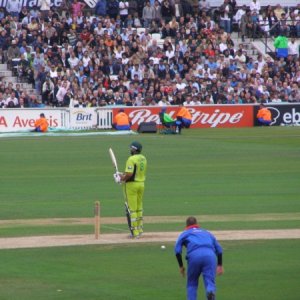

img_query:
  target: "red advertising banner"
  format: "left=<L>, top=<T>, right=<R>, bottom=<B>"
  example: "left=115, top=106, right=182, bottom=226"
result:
left=113, top=106, right=254, bottom=129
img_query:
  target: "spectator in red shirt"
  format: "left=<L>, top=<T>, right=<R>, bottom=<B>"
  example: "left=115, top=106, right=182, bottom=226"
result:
left=80, top=28, right=91, bottom=43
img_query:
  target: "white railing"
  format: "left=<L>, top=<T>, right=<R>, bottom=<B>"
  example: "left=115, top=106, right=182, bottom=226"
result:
left=97, top=108, right=113, bottom=129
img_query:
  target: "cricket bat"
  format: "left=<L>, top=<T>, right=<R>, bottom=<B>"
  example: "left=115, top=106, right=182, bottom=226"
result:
left=109, top=148, right=119, bottom=173
left=109, top=148, right=131, bottom=234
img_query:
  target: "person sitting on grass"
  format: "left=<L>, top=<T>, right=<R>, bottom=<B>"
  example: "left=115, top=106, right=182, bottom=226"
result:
left=32, top=113, right=49, bottom=132
left=112, top=108, right=131, bottom=130
left=257, top=103, right=272, bottom=126
left=159, top=107, right=181, bottom=133
left=176, top=105, right=192, bottom=133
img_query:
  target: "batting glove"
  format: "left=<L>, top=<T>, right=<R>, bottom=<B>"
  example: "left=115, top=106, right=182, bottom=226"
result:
left=113, top=173, right=121, bottom=184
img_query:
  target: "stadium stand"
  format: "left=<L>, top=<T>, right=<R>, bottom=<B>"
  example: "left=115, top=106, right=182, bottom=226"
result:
left=0, top=0, right=299, bottom=108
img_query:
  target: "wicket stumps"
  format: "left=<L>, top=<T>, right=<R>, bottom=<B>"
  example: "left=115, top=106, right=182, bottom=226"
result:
left=94, top=201, right=100, bottom=239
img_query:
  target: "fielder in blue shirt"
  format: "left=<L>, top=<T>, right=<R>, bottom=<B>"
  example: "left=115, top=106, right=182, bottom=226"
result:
left=174, top=216, right=224, bottom=300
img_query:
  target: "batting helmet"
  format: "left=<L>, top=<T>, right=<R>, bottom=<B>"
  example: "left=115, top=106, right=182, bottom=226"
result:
left=130, top=141, right=142, bottom=152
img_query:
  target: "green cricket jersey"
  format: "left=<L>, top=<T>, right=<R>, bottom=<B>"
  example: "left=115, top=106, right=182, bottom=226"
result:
left=125, top=154, right=147, bottom=182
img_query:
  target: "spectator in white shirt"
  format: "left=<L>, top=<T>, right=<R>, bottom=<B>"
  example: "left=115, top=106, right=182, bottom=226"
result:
left=68, top=52, right=80, bottom=68
left=255, top=55, right=266, bottom=74
left=133, top=12, right=142, bottom=27
left=219, top=41, right=228, bottom=53
left=249, top=0, right=260, bottom=13
left=235, top=49, right=246, bottom=64
left=199, top=0, right=211, bottom=15
left=39, top=0, right=51, bottom=19
left=56, top=82, right=68, bottom=104
left=131, top=64, right=143, bottom=81
left=233, top=5, right=246, bottom=25
left=49, top=65, right=58, bottom=78
left=21, top=14, right=31, bottom=27
left=259, top=14, right=270, bottom=35
left=288, top=38, right=299, bottom=57
left=143, top=1, right=154, bottom=28
left=158, top=96, right=171, bottom=106
left=165, top=45, right=175, bottom=62
left=183, top=95, right=196, bottom=106
left=94, top=23, right=105, bottom=36
left=82, top=51, right=91, bottom=67
left=0, top=92, right=5, bottom=108
left=6, top=0, right=22, bottom=19
left=176, top=78, right=186, bottom=91
left=133, top=93, right=144, bottom=106
left=271, top=92, right=282, bottom=103
left=5, top=92, right=19, bottom=107
left=119, top=1, right=129, bottom=25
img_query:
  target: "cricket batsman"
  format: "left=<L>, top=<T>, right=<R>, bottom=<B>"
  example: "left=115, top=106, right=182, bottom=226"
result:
left=119, top=141, right=147, bottom=239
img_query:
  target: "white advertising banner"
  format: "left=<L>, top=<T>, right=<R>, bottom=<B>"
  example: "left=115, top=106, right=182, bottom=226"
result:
left=69, top=108, right=98, bottom=129
left=0, top=0, right=97, bottom=9
left=0, top=109, right=65, bottom=132
left=0, top=0, right=296, bottom=9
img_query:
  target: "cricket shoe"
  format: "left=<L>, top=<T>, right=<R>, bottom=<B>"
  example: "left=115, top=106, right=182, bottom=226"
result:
left=207, top=292, right=215, bottom=300
left=128, top=234, right=140, bottom=240
left=137, top=227, right=143, bottom=237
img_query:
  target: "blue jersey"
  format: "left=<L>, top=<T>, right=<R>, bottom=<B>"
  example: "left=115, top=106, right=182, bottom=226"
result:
left=174, top=226, right=222, bottom=259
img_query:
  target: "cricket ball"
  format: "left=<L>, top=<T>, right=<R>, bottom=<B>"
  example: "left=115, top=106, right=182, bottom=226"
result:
left=161, top=245, right=166, bottom=250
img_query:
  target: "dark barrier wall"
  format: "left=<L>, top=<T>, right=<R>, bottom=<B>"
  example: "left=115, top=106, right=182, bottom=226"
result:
left=253, top=104, right=300, bottom=126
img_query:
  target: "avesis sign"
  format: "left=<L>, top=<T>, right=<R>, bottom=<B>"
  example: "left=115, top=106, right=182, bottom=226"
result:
left=0, top=110, right=62, bottom=132
left=113, top=106, right=254, bottom=129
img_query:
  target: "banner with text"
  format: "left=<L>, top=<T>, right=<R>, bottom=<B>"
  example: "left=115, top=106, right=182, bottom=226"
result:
left=69, top=107, right=98, bottom=129
left=0, top=109, right=65, bottom=132
left=253, top=103, right=300, bottom=126
left=0, top=0, right=96, bottom=9
left=112, top=105, right=254, bottom=129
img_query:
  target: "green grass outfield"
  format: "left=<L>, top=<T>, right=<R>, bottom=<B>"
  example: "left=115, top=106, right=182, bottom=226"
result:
left=0, top=240, right=300, bottom=300
left=0, top=127, right=300, bottom=299
left=1, top=127, right=299, bottom=221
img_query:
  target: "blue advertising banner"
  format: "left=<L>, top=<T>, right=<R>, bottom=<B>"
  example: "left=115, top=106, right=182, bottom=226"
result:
left=254, top=104, right=300, bottom=126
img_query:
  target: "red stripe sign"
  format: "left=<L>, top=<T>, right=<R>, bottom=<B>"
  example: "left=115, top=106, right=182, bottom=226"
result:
left=113, top=105, right=254, bottom=129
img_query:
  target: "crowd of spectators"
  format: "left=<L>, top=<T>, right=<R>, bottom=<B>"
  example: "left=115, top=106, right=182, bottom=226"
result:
left=0, top=0, right=299, bottom=109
